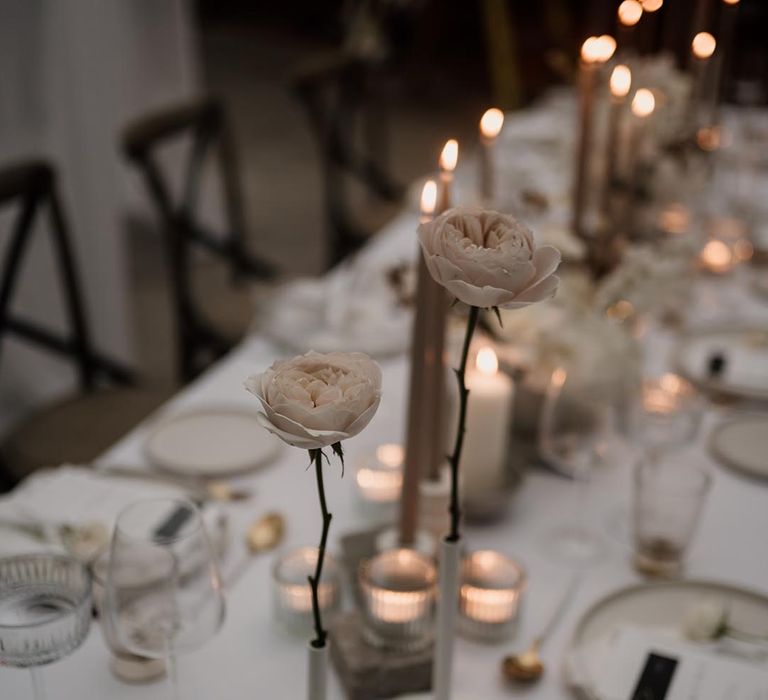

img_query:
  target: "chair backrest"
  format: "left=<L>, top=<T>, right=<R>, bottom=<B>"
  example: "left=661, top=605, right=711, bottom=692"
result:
left=0, top=160, right=132, bottom=392
left=121, top=97, right=274, bottom=381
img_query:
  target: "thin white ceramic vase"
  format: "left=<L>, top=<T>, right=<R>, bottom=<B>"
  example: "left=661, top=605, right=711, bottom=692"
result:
left=432, top=536, right=461, bottom=699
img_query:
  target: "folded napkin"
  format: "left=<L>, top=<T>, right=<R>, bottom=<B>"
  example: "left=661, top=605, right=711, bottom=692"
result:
left=0, top=466, right=227, bottom=561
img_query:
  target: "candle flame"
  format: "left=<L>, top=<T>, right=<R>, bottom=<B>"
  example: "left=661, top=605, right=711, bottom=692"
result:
left=440, top=139, right=459, bottom=172
left=692, top=32, right=716, bottom=59
left=480, top=108, right=504, bottom=140
left=641, top=0, right=663, bottom=11
left=701, top=239, right=733, bottom=269
left=476, top=347, right=498, bottom=376
left=376, top=443, right=404, bottom=469
left=610, top=65, right=632, bottom=98
left=618, top=0, right=643, bottom=26
left=659, top=373, right=685, bottom=394
left=420, top=180, right=437, bottom=216
left=723, top=0, right=739, bottom=5
left=551, top=367, right=567, bottom=389
left=581, top=35, right=616, bottom=64
left=631, top=88, right=656, bottom=117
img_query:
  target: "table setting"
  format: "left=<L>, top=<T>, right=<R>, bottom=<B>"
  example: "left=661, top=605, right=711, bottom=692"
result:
left=3, top=2, right=768, bottom=698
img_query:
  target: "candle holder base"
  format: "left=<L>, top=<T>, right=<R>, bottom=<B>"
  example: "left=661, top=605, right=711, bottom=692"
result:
left=330, top=611, right=432, bottom=700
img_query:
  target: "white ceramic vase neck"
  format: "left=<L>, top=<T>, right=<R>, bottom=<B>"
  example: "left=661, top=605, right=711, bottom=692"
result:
left=307, top=642, right=328, bottom=700
left=432, top=536, right=461, bottom=700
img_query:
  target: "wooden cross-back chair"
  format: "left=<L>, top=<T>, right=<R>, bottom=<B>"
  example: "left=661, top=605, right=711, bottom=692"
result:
left=122, top=97, right=276, bottom=382
left=0, top=160, right=167, bottom=488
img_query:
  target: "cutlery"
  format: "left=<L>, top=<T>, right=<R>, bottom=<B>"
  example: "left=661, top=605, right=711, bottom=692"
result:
left=225, top=512, right=285, bottom=588
left=502, top=573, right=582, bottom=683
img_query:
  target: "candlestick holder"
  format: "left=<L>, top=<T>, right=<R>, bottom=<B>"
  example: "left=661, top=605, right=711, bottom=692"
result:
left=273, top=547, right=341, bottom=634
left=459, top=550, right=526, bottom=642
left=359, top=549, right=437, bottom=653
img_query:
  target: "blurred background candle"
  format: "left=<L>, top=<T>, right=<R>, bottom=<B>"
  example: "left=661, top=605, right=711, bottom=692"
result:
left=603, top=65, right=632, bottom=224
left=691, top=31, right=717, bottom=128
left=629, top=88, right=656, bottom=192
left=459, top=550, right=525, bottom=641
left=617, top=0, right=643, bottom=54
left=478, top=108, right=504, bottom=204
left=437, top=139, right=459, bottom=213
left=573, top=35, right=616, bottom=241
left=356, top=443, right=404, bottom=513
left=462, top=347, right=513, bottom=505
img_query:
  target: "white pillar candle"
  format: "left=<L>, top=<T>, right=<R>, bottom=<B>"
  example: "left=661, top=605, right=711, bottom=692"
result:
left=462, top=347, right=513, bottom=502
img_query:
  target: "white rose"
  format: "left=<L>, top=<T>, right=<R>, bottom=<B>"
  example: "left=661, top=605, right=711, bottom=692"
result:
left=246, top=351, right=382, bottom=450
left=682, top=599, right=727, bottom=641
left=418, top=207, right=561, bottom=309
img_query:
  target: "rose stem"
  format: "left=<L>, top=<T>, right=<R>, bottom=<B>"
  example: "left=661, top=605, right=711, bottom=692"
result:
left=308, top=448, right=333, bottom=648
left=447, top=304, right=480, bottom=542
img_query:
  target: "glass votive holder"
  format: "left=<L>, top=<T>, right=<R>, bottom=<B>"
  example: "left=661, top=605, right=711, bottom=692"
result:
left=459, top=550, right=526, bottom=642
left=272, top=547, right=341, bottom=634
left=633, top=456, right=712, bottom=578
left=355, top=444, right=404, bottom=522
left=359, top=548, right=436, bottom=652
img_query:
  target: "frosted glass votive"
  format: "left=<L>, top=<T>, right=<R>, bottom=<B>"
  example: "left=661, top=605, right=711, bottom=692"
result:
left=359, top=549, right=436, bottom=652
left=459, top=550, right=525, bottom=642
left=355, top=444, right=404, bottom=521
left=272, top=547, right=341, bottom=633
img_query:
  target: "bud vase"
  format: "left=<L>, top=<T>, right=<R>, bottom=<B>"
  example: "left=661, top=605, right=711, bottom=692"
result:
left=432, top=536, right=460, bottom=700
left=307, top=642, right=327, bottom=700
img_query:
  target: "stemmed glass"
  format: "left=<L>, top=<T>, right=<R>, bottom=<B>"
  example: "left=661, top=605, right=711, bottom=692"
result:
left=0, top=553, right=92, bottom=699
left=105, top=498, right=225, bottom=699
left=538, top=368, right=623, bottom=564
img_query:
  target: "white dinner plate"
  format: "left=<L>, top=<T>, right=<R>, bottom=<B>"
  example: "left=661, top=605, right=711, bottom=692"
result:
left=673, top=326, right=768, bottom=401
left=709, top=416, right=768, bottom=481
left=567, top=580, right=768, bottom=699
left=144, top=407, right=282, bottom=477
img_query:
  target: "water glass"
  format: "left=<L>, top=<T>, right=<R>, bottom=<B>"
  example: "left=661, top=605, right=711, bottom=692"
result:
left=106, top=498, right=225, bottom=700
left=359, top=549, right=436, bottom=652
left=0, top=554, right=92, bottom=699
left=633, top=456, right=712, bottom=577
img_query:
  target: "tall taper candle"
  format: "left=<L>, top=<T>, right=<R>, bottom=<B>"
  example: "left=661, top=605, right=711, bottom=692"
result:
left=617, top=0, right=643, bottom=54
left=438, top=139, right=458, bottom=213
left=400, top=180, right=438, bottom=546
left=479, top=108, right=504, bottom=204
left=573, top=35, right=617, bottom=242
left=690, top=31, right=717, bottom=129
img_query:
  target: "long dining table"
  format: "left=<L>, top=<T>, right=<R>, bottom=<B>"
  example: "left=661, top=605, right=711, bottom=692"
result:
left=2, top=193, right=768, bottom=699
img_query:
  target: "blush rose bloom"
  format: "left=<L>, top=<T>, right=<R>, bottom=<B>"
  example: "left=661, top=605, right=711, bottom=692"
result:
left=418, top=207, right=561, bottom=309
left=246, top=351, right=382, bottom=450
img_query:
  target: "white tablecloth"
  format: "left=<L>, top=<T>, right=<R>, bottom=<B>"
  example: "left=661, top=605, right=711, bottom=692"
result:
left=1, top=204, right=767, bottom=698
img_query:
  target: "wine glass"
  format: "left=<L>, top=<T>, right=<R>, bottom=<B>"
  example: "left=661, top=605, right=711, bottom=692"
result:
left=0, top=553, right=92, bottom=700
left=538, top=368, right=624, bottom=564
left=105, top=498, right=225, bottom=699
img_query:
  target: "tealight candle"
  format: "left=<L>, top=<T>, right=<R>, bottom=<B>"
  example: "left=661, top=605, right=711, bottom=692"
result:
left=638, top=374, right=703, bottom=453
left=699, top=239, right=735, bottom=274
left=479, top=107, right=504, bottom=203
left=272, top=547, right=341, bottom=632
left=462, top=347, right=513, bottom=506
left=359, top=549, right=437, bottom=652
left=355, top=443, right=404, bottom=509
left=459, top=550, right=525, bottom=641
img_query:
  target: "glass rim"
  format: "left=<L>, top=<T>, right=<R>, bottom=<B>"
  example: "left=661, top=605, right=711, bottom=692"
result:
left=113, top=496, right=203, bottom=545
left=272, top=546, right=338, bottom=587
left=0, top=553, right=92, bottom=631
left=461, top=550, right=527, bottom=591
left=358, top=548, right=437, bottom=594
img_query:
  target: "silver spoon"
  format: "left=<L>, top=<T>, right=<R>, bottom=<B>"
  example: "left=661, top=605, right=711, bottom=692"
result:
left=502, top=573, right=582, bottom=683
